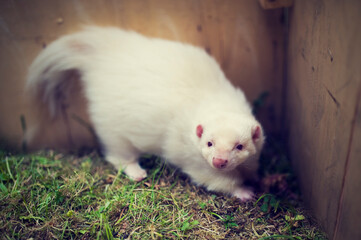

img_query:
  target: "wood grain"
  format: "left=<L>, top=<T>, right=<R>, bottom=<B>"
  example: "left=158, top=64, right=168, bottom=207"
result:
left=287, top=0, right=361, bottom=238
left=0, top=0, right=283, bottom=151
left=333, top=85, right=361, bottom=240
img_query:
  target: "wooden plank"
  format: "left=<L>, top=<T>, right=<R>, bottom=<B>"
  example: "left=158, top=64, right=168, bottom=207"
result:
left=287, top=0, right=361, bottom=238
left=259, top=0, right=294, bottom=9
left=0, top=0, right=283, bottom=151
left=334, top=85, right=361, bottom=240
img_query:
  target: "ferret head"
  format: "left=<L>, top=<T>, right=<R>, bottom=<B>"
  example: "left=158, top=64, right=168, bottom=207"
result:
left=195, top=114, right=264, bottom=171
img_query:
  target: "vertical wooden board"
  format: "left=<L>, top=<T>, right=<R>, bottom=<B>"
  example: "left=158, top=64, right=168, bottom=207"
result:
left=0, top=0, right=284, bottom=150
left=334, top=89, right=361, bottom=240
left=287, top=0, right=361, bottom=238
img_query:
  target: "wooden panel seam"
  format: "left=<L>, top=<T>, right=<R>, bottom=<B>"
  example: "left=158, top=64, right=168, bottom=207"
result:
left=332, top=77, right=361, bottom=240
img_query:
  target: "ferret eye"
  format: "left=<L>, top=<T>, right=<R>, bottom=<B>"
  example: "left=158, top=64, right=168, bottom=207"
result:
left=236, top=144, right=243, bottom=150
left=207, top=142, right=213, bottom=147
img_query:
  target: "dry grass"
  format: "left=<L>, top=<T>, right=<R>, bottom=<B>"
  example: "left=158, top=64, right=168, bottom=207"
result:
left=0, top=141, right=327, bottom=239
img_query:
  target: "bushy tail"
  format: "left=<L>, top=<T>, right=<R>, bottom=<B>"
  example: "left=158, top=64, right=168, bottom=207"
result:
left=26, top=29, right=97, bottom=117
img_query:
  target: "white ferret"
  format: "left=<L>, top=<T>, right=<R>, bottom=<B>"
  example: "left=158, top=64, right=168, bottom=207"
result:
left=26, top=26, right=265, bottom=201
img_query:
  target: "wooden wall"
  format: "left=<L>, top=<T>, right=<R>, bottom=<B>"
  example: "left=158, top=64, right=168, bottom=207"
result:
left=0, top=0, right=283, bottom=151
left=287, top=0, right=361, bottom=239
left=2, top=0, right=361, bottom=238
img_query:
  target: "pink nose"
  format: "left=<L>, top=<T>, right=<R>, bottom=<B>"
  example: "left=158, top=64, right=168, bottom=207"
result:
left=213, top=158, right=228, bottom=169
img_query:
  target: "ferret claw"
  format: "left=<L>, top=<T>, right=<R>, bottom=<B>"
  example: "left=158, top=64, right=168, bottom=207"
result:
left=233, top=187, right=255, bottom=202
left=124, top=163, right=147, bottom=181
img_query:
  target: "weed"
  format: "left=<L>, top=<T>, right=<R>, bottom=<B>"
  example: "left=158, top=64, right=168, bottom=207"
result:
left=255, top=194, right=281, bottom=213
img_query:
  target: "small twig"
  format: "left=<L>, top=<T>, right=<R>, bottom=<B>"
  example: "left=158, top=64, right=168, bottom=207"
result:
left=197, top=225, right=219, bottom=234
left=22, top=175, right=32, bottom=185
left=170, top=193, right=180, bottom=209
left=252, top=222, right=260, bottom=237
left=132, top=188, right=169, bottom=199
left=126, top=226, right=141, bottom=240
left=115, top=207, right=128, bottom=225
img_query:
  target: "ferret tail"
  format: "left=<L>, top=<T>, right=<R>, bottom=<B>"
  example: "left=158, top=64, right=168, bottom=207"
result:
left=25, top=28, right=98, bottom=117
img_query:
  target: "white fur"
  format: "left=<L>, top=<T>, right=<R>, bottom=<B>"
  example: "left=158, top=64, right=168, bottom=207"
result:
left=26, top=26, right=265, bottom=201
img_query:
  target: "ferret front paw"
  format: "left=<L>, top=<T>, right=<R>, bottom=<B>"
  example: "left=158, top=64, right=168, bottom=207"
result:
left=233, top=187, right=255, bottom=202
left=124, top=163, right=147, bottom=181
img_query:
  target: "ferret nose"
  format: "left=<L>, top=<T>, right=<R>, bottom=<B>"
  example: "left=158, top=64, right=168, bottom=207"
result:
left=212, top=158, right=228, bottom=169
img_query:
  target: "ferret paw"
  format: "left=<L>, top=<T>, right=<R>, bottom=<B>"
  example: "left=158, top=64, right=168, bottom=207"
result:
left=233, top=187, right=255, bottom=202
left=124, top=163, right=147, bottom=181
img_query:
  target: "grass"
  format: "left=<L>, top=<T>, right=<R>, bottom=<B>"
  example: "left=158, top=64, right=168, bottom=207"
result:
left=0, top=143, right=327, bottom=240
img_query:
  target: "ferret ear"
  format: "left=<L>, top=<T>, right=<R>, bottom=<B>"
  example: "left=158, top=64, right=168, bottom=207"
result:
left=196, top=125, right=203, bottom=138
left=252, top=125, right=262, bottom=142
